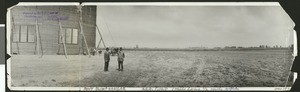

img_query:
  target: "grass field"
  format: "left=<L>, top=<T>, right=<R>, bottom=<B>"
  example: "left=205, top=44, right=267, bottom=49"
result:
left=10, top=50, right=294, bottom=87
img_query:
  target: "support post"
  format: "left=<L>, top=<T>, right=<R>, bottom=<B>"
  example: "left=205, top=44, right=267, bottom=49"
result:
left=79, top=21, right=91, bottom=57
left=96, top=25, right=106, bottom=48
left=38, top=26, right=43, bottom=57
left=35, top=19, right=40, bottom=55
left=59, top=20, right=68, bottom=58
left=36, top=19, right=43, bottom=57
left=11, top=15, right=20, bottom=54
left=57, top=42, right=61, bottom=54
left=78, top=38, right=82, bottom=55
left=16, top=42, right=19, bottom=54
left=78, top=6, right=91, bottom=57
left=10, top=13, right=13, bottom=55
left=96, top=38, right=102, bottom=49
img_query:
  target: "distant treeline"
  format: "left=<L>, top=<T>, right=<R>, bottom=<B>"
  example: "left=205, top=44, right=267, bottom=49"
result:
left=120, top=47, right=290, bottom=51
left=96, top=44, right=293, bottom=51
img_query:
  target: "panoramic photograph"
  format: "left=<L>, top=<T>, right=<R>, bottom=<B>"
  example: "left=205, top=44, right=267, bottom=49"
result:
left=8, top=3, right=295, bottom=88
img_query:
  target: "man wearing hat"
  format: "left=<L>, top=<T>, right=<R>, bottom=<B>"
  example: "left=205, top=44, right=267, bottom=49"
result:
left=104, top=47, right=110, bottom=72
left=117, top=47, right=125, bottom=71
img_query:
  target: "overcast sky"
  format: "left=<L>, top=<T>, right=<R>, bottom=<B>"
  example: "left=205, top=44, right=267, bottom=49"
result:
left=96, top=6, right=294, bottom=48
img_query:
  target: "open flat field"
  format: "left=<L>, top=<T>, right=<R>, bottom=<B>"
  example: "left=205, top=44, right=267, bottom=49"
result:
left=10, top=50, right=294, bottom=87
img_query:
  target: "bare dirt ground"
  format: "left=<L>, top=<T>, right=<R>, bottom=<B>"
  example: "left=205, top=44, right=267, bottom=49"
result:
left=10, top=50, right=294, bottom=87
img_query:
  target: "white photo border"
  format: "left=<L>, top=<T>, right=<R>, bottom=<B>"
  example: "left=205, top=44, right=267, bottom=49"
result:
left=6, top=2, right=296, bottom=91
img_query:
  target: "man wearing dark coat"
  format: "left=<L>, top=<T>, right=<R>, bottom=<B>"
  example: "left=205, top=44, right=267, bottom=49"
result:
left=104, top=48, right=110, bottom=72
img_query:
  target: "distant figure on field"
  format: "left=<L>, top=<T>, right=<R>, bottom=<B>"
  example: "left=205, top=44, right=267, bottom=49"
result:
left=91, top=48, right=96, bottom=56
left=117, top=47, right=125, bottom=71
left=104, top=48, right=110, bottom=72
left=98, top=50, right=102, bottom=55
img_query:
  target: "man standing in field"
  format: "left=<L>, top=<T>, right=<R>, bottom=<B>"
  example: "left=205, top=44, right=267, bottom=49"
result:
left=104, top=48, right=110, bottom=72
left=117, top=47, right=125, bottom=71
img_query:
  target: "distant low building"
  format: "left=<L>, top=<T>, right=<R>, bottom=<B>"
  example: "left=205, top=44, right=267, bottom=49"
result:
left=224, top=46, right=236, bottom=49
left=189, top=46, right=208, bottom=50
left=237, top=47, right=244, bottom=48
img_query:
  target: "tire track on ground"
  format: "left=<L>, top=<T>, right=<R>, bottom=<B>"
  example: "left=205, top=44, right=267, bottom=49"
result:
left=179, top=56, right=206, bottom=86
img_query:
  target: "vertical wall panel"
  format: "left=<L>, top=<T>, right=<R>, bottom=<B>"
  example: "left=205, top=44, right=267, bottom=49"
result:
left=11, top=6, right=97, bottom=55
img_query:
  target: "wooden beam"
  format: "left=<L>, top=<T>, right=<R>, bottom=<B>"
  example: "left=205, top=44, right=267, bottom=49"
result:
left=34, top=38, right=37, bottom=54
left=34, top=25, right=37, bottom=54
left=96, top=38, right=102, bottom=49
left=78, top=6, right=91, bottom=57
left=10, top=12, right=13, bottom=55
left=38, top=24, right=44, bottom=57
left=35, top=19, right=40, bottom=55
left=59, top=20, right=68, bottom=58
left=79, top=21, right=91, bottom=57
left=11, top=15, right=20, bottom=54
left=16, top=43, right=19, bottom=54
left=96, top=25, right=106, bottom=48
left=35, top=19, right=44, bottom=57
left=78, top=39, right=82, bottom=55
left=57, top=42, right=61, bottom=54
